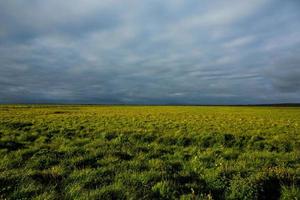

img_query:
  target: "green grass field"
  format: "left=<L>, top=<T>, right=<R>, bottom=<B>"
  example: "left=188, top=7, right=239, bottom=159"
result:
left=0, top=105, right=299, bottom=199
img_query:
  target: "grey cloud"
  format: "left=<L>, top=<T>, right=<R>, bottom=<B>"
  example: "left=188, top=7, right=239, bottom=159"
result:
left=264, top=55, right=300, bottom=93
left=0, top=0, right=300, bottom=104
left=0, top=1, right=121, bottom=43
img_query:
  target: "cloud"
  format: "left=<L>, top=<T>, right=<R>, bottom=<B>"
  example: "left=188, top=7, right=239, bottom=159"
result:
left=0, top=0, right=300, bottom=104
left=223, top=36, right=255, bottom=49
left=264, top=55, right=300, bottom=93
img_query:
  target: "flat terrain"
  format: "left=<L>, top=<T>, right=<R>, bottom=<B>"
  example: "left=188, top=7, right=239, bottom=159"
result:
left=0, top=105, right=299, bottom=199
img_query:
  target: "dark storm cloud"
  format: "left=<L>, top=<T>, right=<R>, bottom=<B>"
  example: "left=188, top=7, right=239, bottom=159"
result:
left=0, top=0, right=300, bottom=104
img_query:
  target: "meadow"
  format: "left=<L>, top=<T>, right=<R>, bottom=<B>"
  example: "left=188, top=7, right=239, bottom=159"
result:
left=0, top=105, right=299, bottom=200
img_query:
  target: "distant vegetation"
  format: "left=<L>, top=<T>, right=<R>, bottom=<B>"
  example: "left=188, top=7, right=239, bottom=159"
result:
left=0, top=105, right=299, bottom=199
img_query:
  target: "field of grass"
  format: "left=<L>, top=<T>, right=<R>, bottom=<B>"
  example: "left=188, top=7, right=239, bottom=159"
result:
left=0, top=105, right=300, bottom=199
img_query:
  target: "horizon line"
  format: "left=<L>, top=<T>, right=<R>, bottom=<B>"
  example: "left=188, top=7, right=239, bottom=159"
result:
left=1, top=103, right=300, bottom=107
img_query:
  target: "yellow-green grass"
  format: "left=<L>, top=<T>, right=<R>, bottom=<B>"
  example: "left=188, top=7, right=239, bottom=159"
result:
left=0, top=105, right=299, bottom=199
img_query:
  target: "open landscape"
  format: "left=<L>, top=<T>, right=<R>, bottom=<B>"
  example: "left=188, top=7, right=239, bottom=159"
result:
left=0, top=105, right=299, bottom=199
left=1, top=1, right=300, bottom=199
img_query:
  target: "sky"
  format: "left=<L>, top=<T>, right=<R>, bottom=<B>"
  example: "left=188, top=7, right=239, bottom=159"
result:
left=0, top=0, right=300, bottom=104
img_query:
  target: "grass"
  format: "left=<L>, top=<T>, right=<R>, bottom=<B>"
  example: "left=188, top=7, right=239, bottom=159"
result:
left=0, top=105, right=299, bottom=199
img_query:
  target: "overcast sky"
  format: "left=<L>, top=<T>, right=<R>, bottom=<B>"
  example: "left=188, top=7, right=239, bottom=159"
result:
left=0, top=0, right=300, bottom=104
